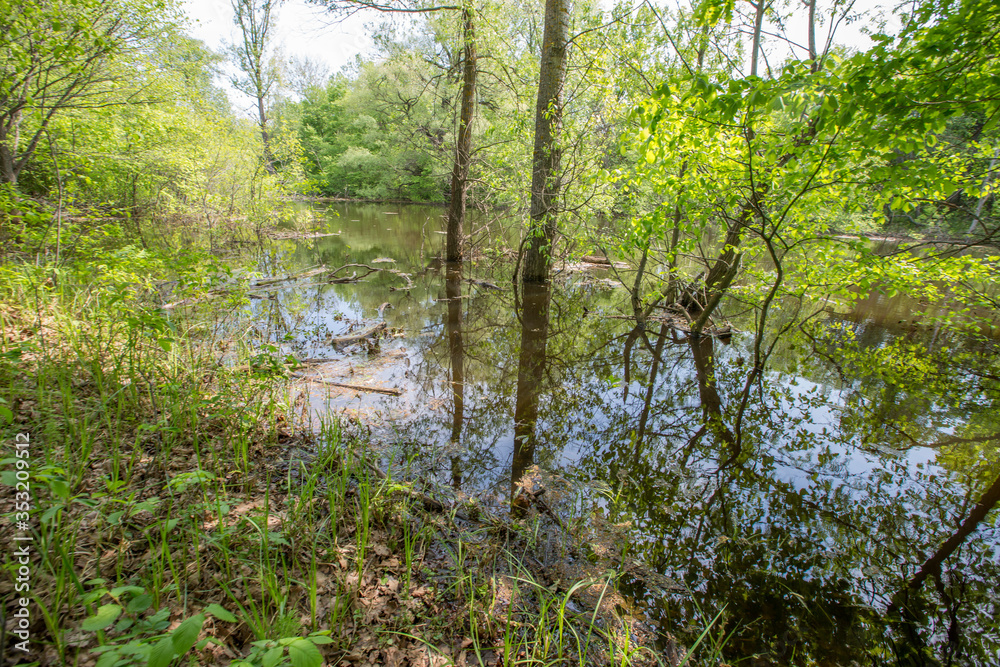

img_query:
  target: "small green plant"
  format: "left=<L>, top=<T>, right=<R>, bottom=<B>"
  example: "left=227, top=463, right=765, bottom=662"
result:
left=232, top=631, right=333, bottom=667
left=80, top=582, right=237, bottom=667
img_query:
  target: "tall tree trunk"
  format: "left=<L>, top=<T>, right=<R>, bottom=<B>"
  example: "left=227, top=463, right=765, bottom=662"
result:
left=522, top=0, right=570, bottom=284
left=750, top=0, right=765, bottom=77
left=0, top=143, right=17, bottom=185
left=806, top=0, right=817, bottom=67
left=446, top=3, right=477, bottom=262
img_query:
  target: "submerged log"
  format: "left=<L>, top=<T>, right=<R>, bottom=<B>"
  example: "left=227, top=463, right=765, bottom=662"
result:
left=290, top=372, right=402, bottom=396
left=329, top=322, right=386, bottom=347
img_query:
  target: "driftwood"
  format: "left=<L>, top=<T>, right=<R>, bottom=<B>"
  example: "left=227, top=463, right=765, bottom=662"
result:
left=581, top=254, right=611, bottom=265
left=328, top=263, right=413, bottom=292
left=290, top=372, right=402, bottom=396
left=520, top=488, right=568, bottom=532
left=329, top=322, right=386, bottom=346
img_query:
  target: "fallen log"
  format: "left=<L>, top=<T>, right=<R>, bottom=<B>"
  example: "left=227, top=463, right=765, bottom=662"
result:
left=581, top=254, right=611, bottom=265
left=329, top=321, right=386, bottom=347
left=290, top=372, right=402, bottom=396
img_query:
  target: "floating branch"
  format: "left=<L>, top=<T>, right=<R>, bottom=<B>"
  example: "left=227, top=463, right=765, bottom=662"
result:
left=328, top=321, right=386, bottom=347
left=290, top=372, right=402, bottom=396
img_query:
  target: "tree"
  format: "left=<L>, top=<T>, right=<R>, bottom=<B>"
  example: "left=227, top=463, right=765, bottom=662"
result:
left=0, top=0, right=160, bottom=185
left=228, top=0, right=281, bottom=174
left=521, top=0, right=571, bottom=284
left=445, top=0, right=477, bottom=261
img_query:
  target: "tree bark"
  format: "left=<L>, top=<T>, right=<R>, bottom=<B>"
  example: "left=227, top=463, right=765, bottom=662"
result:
left=750, top=0, right=766, bottom=77
left=522, top=0, right=571, bottom=284
left=445, top=3, right=477, bottom=262
left=258, top=93, right=276, bottom=175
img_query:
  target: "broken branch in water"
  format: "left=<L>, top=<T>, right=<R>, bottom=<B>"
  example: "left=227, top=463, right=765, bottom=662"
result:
left=328, top=263, right=381, bottom=283
left=251, top=266, right=328, bottom=287
left=328, top=321, right=386, bottom=347
left=290, top=372, right=402, bottom=396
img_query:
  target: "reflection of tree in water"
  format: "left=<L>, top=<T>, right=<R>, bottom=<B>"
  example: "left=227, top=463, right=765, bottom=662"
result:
left=511, top=282, right=551, bottom=508
left=446, top=263, right=464, bottom=489
left=236, top=206, right=1000, bottom=662
left=595, top=320, right=1000, bottom=664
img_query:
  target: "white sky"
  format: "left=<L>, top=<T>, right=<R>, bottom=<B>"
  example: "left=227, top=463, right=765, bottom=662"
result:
left=182, top=1, right=374, bottom=72
left=181, top=0, right=895, bottom=116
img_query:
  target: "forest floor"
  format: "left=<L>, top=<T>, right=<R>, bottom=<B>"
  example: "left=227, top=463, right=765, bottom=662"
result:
left=0, top=267, right=675, bottom=667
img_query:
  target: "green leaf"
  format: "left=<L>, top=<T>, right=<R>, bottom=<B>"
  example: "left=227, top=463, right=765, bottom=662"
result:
left=204, top=603, right=237, bottom=623
left=307, top=635, right=333, bottom=645
left=111, top=585, right=146, bottom=598
left=263, top=646, right=285, bottom=667
left=82, top=604, right=122, bottom=631
left=288, top=639, right=322, bottom=667
left=41, top=504, right=64, bottom=525
left=171, top=614, right=205, bottom=656
left=147, top=636, right=175, bottom=667
left=50, top=478, right=70, bottom=499
left=96, top=651, right=120, bottom=667
left=126, top=594, right=154, bottom=614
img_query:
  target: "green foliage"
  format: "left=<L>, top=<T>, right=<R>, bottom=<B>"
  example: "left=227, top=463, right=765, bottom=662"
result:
left=78, top=583, right=237, bottom=667
left=231, top=632, right=333, bottom=667
left=292, top=68, right=449, bottom=201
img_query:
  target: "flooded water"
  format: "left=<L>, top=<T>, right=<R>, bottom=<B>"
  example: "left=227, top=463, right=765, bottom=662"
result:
left=246, top=202, right=1000, bottom=664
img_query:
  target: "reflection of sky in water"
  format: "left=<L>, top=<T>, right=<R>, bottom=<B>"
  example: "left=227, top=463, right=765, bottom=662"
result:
left=245, top=206, right=986, bottom=499
left=228, top=203, right=999, bottom=660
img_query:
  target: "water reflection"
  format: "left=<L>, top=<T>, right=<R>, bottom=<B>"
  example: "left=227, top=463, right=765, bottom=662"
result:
left=445, top=263, right=464, bottom=489
left=241, top=203, right=1000, bottom=663
left=511, top=283, right=552, bottom=509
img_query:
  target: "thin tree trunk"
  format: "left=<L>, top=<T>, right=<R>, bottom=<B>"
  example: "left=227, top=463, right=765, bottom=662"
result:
left=446, top=3, right=477, bottom=262
left=522, top=0, right=571, bottom=284
left=969, top=148, right=997, bottom=234
left=258, top=94, right=276, bottom=175
left=806, top=0, right=817, bottom=67
left=750, top=0, right=765, bottom=77
left=0, top=143, right=17, bottom=185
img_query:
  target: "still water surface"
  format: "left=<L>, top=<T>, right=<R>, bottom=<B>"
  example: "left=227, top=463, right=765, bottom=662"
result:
left=247, top=202, right=1000, bottom=664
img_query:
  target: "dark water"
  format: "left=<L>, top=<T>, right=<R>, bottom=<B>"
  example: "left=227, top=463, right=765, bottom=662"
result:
left=247, top=202, right=1000, bottom=664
